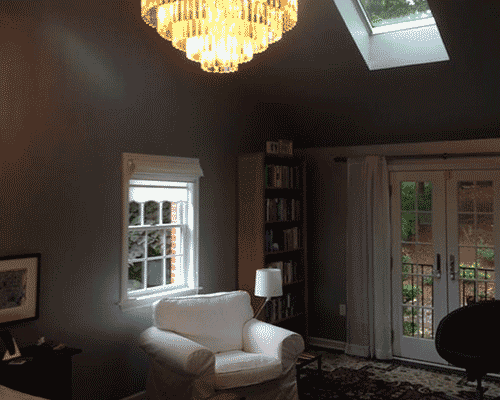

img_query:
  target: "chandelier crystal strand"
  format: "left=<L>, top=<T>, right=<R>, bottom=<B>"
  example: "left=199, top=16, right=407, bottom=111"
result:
left=141, top=0, right=297, bottom=73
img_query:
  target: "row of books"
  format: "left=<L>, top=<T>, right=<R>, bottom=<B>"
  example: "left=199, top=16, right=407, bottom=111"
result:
left=265, top=227, right=301, bottom=252
left=267, top=260, right=300, bottom=285
left=265, top=293, right=300, bottom=323
left=265, top=198, right=301, bottom=222
left=265, top=165, right=301, bottom=189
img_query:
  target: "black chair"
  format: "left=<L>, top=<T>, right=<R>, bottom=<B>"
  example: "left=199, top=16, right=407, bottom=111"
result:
left=435, top=299, right=500, bottom=400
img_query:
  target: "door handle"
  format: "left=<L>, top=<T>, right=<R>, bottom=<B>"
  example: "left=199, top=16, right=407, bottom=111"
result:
left=435, top=253, right=441, bottom=279
left=450, top=254, right=457, bottom=280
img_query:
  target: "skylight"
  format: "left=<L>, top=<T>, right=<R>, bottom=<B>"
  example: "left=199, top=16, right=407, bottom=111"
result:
left=333, top=0, right=449, bottom=70
left=356, top=0, right=435, bottom=35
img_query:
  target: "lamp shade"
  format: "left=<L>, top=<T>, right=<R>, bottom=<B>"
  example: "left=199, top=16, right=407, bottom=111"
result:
left=254, top=268, right=283, bottom=299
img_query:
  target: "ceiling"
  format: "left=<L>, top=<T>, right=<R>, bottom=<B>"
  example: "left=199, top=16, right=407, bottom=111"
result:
left=11, top=0, right=500, bottom=150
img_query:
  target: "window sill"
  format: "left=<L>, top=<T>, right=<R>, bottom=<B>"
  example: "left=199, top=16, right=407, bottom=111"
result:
left=118, top=287, right=202, bottom=312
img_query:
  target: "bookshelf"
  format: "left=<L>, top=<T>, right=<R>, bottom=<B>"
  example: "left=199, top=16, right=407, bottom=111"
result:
left=237, top=150, right=308, bottom=340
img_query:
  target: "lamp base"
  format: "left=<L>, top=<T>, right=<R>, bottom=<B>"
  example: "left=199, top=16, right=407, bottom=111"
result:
left=254, top=297, right=270, bottom=320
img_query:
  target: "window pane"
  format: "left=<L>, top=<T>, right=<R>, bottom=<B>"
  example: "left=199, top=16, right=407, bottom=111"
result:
left=358, top=0, right=433, bottom=29
left=129, top=230, right=145, bottom=259
left=162, top=201, right=171, bottom=224
left=166, top=257, right=173, bottom=284
left=477, top=181, right=493, bottom=213
left=401, top=182, right=416, bottom=211
left=458, top=181, right=474, bottom=212
left=129, top=202, right=140, bottom=226
left=417, top=182, right=432, bottom=211
left=128, top=261, right=143, bottom=291
left=418, top=213, right=432, bottom=243
left=402, top=212, right=416, bottom=242
left=147, top=260, right=163, bottom=288
left=144, top=201, right=159, bottom=225
left=458, top=214, right=475, bottom=246
left=147, top=230, right=163, bottom=257
left=478, top=214, right=494, bottom=247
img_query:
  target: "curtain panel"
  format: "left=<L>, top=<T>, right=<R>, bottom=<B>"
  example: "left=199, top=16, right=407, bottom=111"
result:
left=346, top=155, right=392, bottom=360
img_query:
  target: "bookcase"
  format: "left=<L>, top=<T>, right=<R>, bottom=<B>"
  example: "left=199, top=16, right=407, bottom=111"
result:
left=237, top=151, right=308, bottom=341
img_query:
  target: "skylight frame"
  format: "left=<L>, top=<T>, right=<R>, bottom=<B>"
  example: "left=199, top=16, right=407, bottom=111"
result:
left=332, top=0, right=449, bottom=70
left=355, top=0, right=436, bottom=35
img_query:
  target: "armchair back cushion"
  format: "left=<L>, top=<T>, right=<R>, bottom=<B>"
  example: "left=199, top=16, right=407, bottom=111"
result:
left=153, top=291, right=254, bottom=354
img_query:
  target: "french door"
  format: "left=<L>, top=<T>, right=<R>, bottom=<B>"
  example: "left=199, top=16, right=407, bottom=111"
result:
left=391, top=169, right=500, bottom=364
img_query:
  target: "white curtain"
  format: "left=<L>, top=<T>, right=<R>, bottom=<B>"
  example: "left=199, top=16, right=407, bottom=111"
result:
left=345, top=155, right=392, bottom=360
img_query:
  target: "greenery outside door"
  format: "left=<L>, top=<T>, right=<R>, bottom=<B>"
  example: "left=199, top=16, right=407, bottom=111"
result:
left=391, top=170, right=500, bottom=364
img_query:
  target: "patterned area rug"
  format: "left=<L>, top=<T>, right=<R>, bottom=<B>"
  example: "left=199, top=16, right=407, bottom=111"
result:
left=298, top=352, right=500, bottom=400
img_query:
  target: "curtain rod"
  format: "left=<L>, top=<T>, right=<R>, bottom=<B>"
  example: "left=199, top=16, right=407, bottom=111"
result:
left=333, top=152, right=500, bottom=162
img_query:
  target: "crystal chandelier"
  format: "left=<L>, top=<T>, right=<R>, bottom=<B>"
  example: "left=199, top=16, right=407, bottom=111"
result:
left=141, top=0, right=298, bottom=73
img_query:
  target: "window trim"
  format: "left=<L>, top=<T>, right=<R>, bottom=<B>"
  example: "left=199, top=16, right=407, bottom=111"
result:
left=119, top=153, right=203, bottom=311
left=333, top=0, right=449, bottom=70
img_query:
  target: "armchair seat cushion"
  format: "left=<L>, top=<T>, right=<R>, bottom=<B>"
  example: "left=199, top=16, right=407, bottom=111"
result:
left=212, top=350, right=282, bottom=390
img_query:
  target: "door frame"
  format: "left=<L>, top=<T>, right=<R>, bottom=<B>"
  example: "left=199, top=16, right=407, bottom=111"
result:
left=388, top=157, right=500, bottom=364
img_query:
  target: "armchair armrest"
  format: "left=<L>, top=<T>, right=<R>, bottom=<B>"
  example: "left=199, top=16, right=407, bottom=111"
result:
left=242, top=318, right=305, bottom=372
left=139, top=326, right=215, bottom=377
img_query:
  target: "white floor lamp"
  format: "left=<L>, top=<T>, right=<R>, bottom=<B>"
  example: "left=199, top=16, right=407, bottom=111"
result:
left=254, top=268, right=283, bottom=320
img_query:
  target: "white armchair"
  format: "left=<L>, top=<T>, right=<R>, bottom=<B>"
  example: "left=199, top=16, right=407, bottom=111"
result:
left=139, top=291, right=305, bottom=400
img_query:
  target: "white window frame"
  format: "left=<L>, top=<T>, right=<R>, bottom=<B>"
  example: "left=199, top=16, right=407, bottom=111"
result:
left=119, top=153, right=203, bottom=311
left=332, top=0, right=449, bottom=70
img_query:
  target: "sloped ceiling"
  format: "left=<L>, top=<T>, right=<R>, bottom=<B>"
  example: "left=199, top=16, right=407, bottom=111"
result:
left=28, top=0, right=500, bottom=150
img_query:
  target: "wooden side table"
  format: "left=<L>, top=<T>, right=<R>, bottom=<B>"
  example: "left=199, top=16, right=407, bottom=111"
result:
left=0, top=345, right=82, bottom=400
left=296, top=352, right=323, bottom=379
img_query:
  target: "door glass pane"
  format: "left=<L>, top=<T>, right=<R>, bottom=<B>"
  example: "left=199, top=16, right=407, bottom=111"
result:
left=401, top=181, right=434, bottom=339
left=458, top=180, right=495, bottom=306
left=458, top=214, right=474, bottom=246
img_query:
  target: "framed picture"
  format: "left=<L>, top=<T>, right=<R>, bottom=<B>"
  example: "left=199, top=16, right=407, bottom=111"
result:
left=0, top=254, right=41, bottom=326
left=278, top=140, right=293, bottom=155
left=266, top=141, right=280, bottom=154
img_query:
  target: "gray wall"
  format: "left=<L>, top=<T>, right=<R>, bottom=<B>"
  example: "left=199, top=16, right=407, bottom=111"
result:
left=1, top=4, right=243, bottom=399
left=300, top=150, right=348, bottom=342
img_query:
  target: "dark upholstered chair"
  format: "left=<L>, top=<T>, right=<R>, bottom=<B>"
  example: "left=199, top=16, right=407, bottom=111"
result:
left=435, top=300, right=500, bottom=400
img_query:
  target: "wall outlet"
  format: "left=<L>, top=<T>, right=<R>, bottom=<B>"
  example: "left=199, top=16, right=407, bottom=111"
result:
left=339, top=304, right=346, bottom=316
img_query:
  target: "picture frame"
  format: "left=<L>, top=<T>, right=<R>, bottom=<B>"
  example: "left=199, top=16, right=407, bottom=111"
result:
left=0, top=253, right=41, bottom=326
left=266, top=141, right=280, bottom=154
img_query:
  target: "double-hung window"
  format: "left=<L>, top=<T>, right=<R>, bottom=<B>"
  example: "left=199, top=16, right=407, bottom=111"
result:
left=119, top=153, right=203, bottom=311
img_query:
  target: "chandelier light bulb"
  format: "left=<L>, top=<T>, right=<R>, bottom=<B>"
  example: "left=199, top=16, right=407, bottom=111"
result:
left=141, top=0, right=298, bottom=73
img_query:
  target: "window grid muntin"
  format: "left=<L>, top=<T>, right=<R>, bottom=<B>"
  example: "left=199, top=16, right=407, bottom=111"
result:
left=127, top=193, right=188, bottom=293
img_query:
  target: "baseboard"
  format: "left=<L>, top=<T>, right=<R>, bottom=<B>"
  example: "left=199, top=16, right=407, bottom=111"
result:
left=120, top=391, right=146, bottom=400
left=308, top=336, right=346, bottom=351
